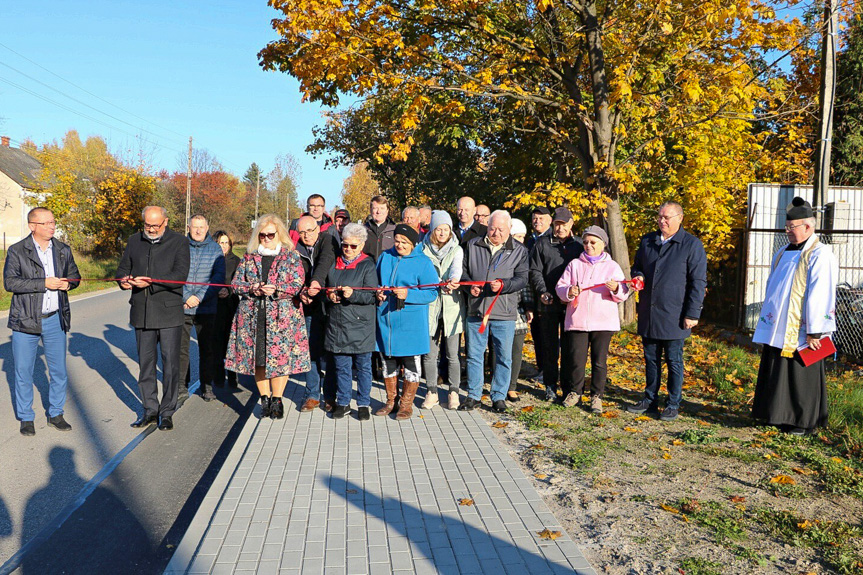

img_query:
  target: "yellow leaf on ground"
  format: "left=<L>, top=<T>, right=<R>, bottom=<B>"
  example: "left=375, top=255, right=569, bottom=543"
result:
left=634, top=415, right=651, bottom=421
left=537, top=528, right=562, bottom=540
left=534, top=473, right=548, bottom=480
left=729, top=495, right=746, bottom=503
left=770, top=474, right=796, bottom=485
left=797, top=520, right=812, bottom=530
left=492, top=421, right=508, bottom=428
left=521, top=405, right=535, bottom=413
left=661, top=504, right=680, bottom=514
left=624, top=427, right=641, bottom=433
left=531, top=444, right=546, bottom=450
left=662, top=453, right=672, bottom=460
left=697, top=421, right=711, bottom=427
left=601, top=411, right=619, bottom=418
left=672, top=439, right=684, bottom=446
left=648, top=435, right=659, bottom=442
left=831, top=457, right=843, bottom=463
left=459, top=498, right=474, bottom=506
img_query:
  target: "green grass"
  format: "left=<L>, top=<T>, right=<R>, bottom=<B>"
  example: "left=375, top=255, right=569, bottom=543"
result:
left=678, top=557, right=723, bottom=575
left=0, top=251, right=119, bottom=311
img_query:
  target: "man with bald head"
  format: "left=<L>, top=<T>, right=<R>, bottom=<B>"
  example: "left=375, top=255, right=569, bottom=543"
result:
left=474, top=204, right=491, bottom=227
left=456, top=196, right=487, bottom=247
left=116, top=206, right=190, bottom=430
left=296, top=215, right=339, bottom=411
left=460, top=210, right=529, bottom=413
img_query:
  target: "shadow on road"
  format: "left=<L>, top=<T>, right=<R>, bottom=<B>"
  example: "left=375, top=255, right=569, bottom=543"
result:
left=69, top=332, right=140, bottom=413
left=18, top=447, right=151, bottom=575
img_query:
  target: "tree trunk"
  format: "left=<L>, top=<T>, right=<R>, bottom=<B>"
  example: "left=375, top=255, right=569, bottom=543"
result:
left=605, top=198, right=636, bottom=326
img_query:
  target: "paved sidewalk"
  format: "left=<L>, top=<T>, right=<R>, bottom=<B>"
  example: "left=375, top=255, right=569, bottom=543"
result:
left=165, top=378, right=596, bottom=575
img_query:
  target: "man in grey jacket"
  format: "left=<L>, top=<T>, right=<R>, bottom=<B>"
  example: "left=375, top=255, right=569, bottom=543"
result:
left=4, top=207, right=80, bottom=436
left=460, top=210, right=529, bottom=413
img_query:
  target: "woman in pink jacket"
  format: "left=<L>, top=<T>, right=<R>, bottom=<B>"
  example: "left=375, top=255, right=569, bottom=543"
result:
left=555, top=226, right=631, bottom=413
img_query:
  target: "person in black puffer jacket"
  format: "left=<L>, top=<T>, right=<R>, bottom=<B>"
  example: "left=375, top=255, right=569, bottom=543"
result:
left=213, top=230, right=241, bottom=388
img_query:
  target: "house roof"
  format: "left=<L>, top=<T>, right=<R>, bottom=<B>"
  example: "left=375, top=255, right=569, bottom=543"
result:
left=0, top=145, right=41, bottom=189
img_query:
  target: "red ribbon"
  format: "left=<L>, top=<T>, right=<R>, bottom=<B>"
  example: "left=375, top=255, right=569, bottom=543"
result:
left=70, top=276, right=506, bottom=334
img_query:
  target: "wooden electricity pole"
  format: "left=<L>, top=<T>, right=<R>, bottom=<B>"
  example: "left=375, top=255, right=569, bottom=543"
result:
left=255, top=171, right=260, bottom=227
left=185, top=136, right=193, bottom=234
left=813, top=0, right=839, bottom=216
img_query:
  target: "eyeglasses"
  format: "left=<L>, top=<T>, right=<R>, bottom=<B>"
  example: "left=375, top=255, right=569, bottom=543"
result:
left=259, top=232, right=277, bottom=241
left=785, top=223, right=806, bottom=231
left=143, top=220, right=166, bottom=230
left=341, top=242, right=359, bottom=249
left=656, top=213, right=681, bottom=222
left=30, top=221, right=56, bottom=226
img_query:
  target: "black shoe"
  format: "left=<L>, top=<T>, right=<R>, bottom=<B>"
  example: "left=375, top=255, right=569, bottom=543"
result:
left=506, top=392, right=520, bottom=403
left=270, top=397, right=284, bottom=419
left=20, top=421, right=35, bottom=436
left=544, top=386, right=557, bottom=401
left=626, top=398, right=659, bottom=414
left=358, top=406, right=371, bottom=421
left=131, top=414, right=158, bottom=428
left=227, top=373, right=238, bottom=388
left=458, top=398, right=479, bottom=411
left=158, top=416, right=173, bottom=430
left=332, top=404, right=350, bottom=419
left=201, top=388, right=216, bottom=402
left=177, top=386, right=189, bottom=401
left=787, top=426, right=810, bottom=436
left=659, top=407, right=679, bottom=421
left=260, top=396, right=271, bottom=418
left=48, top=415, right=72, bottom=431
left=492, top=400, right=507, bottom=413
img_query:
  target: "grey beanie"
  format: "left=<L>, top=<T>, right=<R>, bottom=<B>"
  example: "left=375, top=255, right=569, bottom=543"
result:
left=582, top=225, right=609, bottom=245
left=430, top=210, right=453, bottom=233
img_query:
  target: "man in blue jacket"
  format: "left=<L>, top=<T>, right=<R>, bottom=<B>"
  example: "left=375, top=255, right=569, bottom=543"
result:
left=178, top=215, right=225, bottom=402
left=4, top=207, right=80, bottom=436
left=627, top=201, right=707, bottom=421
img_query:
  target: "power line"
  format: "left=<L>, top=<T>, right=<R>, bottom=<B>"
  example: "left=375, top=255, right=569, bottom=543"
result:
left=0, top=41, right=189, bottom=141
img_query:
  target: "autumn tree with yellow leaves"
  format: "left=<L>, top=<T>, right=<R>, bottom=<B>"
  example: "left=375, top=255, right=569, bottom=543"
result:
left=260, top=0, right=826, bottom=319
left=26, top=130, right=154, bottom=256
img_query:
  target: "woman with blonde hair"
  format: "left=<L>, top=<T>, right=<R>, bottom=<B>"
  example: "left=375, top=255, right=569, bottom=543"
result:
left=225, top=214, right=310, bottom=419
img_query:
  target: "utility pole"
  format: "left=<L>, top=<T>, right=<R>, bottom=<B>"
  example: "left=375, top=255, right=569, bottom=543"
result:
left=813, top=0, right=839, bottom=219
left=254, top=171, right=260, bottom=227
left=185, top=136, right=193, bottom=234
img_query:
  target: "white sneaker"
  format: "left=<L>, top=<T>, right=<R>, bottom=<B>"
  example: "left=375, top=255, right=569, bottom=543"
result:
left=422, top=391, right=440, bottom=410
left=448, top=391, right=460, bottom=410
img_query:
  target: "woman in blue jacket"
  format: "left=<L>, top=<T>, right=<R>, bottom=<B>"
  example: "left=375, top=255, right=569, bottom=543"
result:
left=375, top=224, right=439, bottom=420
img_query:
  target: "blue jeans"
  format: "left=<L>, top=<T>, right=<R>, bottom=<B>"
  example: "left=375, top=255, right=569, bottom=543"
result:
left=303, top=314, right=327, bottom=400
left=12, top=313, right=68, bottom=420
left=465, top=318, right=514, bottom=402
left=642, top=337, right=685, bottom=409
left=333, top=353, right=372, bottom=407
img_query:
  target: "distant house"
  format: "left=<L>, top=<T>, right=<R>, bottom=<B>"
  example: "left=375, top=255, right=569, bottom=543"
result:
left=0, top=136, right=41, bottom=247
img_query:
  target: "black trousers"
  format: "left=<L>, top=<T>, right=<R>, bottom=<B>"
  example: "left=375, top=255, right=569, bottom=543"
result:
left=539, top=307, right=567, bottom=390
left=510, top=332, right=527, bottom=392
left=563, top=330, right=614, bottom=397
left=179, top=314, right=216, bottom=391
left=135, top=326, right=183, bottom=418
left=529, top=315, right=543, bottom=371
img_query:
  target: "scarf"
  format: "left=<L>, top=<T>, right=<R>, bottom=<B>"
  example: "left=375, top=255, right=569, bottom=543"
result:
left=584, top=253, right=604, bottom=264
left=257, top=243, right=282, bottom=256
left=771, top=235, right=820, bottom=357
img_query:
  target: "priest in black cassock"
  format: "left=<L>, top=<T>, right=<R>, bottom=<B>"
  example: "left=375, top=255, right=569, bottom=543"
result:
left=752, top=197, right=839, bottom=435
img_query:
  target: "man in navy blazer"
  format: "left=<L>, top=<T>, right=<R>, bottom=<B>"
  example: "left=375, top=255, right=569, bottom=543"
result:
left=627, top=201, right=707, bottom=421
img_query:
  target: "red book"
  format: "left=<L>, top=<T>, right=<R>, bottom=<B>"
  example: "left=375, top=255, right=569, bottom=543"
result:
left=796, top=336, right=836, bottom=366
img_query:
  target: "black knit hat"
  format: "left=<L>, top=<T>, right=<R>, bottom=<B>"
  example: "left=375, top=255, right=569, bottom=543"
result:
left=394, top=223, right=420, bottom=246
left=786, top=197, right=814, bottom=221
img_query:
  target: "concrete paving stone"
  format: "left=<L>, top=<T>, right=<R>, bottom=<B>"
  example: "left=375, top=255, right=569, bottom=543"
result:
left=301, top=557, right=325, bottom=575
left=260, top=543, right=283, bottom=562
left=264, top=527, right=287, bottom=546
left=370, top=562, right=395, bottom=575
left=323, top=549, right=346, bottom=567
left=412, top=558, right=439, bottom=575
left=306, top=526, right=326, bottom=541
left=247, top=522, right=269, bottom=538
left=211, top=563, right=240, bottom=575
left=431, top=546, right=458, bottom=566
left=281, top=549, right=304, bottom=566
left=241, top=536, right=265, bottom=554
left=367, top=544, right=391, bottom=564
left=347, top=539, right=368, bottom=557
left=234, top=503, right=255, bottom=518
left=390, top=551, right=414, bottom=571
left=218, top=497, right=239, bottom=511
left=308, top=512, right=328, bottom=528
left=346, top=556, right=370, bottom=574
left=304, top=540, right=326, bottom=559
left=215, top=544, right=241, bottom=564
left=187, top=553, right=217, bottom=574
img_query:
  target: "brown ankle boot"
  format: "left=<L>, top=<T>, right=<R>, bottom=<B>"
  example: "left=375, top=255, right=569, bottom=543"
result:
left=376, top=376, right=398, bottom=416
left=396, top=379, right=419, bottom=420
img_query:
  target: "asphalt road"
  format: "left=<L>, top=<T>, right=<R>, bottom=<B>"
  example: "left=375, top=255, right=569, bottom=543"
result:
left=0, top=288, right=255, bottom=574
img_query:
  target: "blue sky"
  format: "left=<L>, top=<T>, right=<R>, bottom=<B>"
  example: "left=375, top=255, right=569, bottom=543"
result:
left=0, top=0, right=349, bottom=208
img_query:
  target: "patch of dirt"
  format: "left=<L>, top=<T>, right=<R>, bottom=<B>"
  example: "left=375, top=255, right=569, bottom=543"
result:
left=477, top=385, right=863, bottom=575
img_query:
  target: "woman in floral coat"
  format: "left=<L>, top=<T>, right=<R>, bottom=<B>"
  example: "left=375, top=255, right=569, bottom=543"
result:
left=225, top=214, right=310, bottom=419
